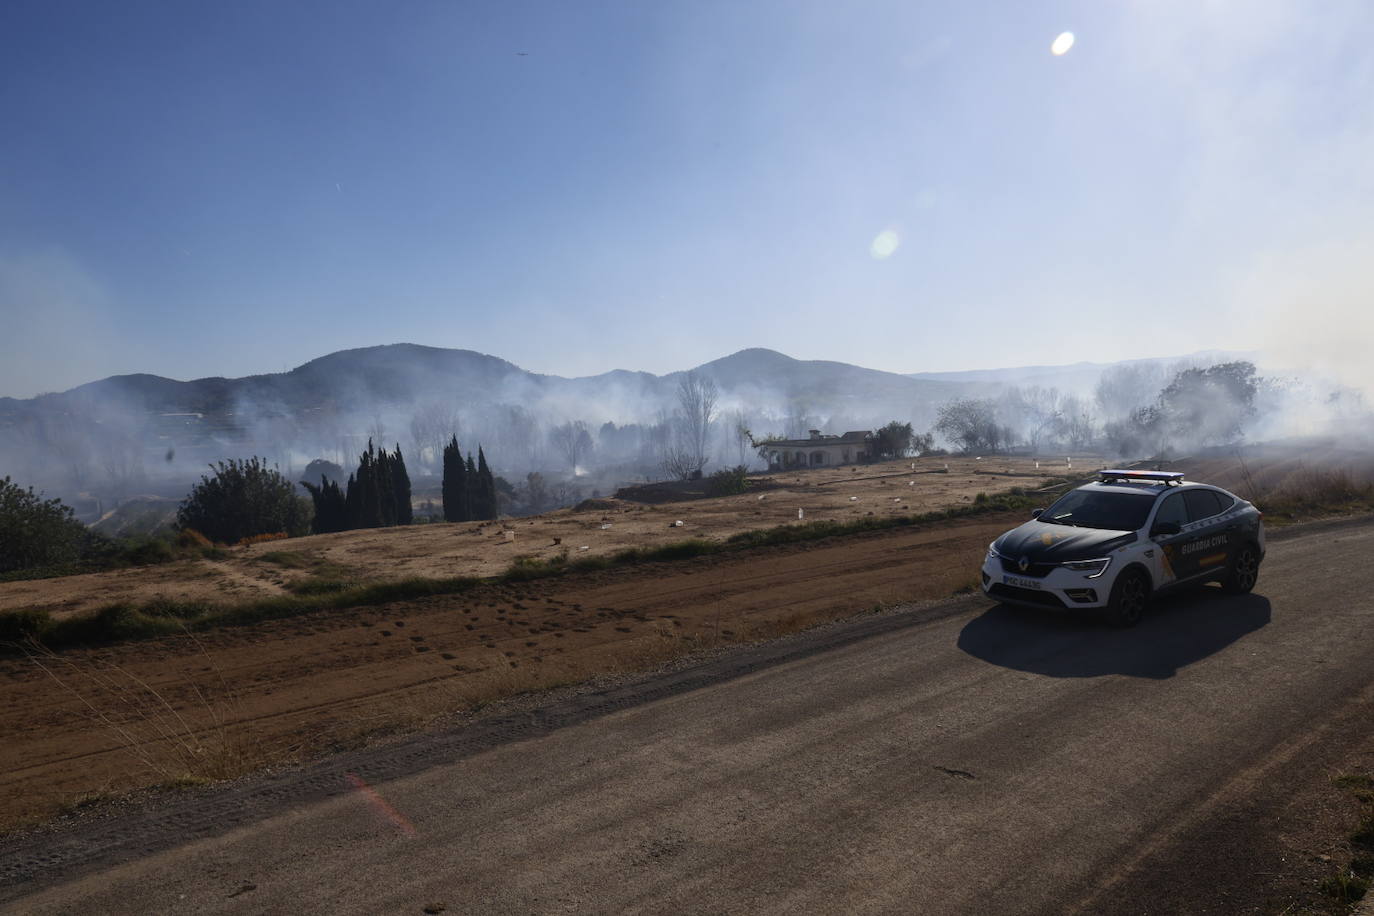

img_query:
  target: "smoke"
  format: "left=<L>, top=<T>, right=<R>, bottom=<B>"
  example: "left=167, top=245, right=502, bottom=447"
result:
left=0, top=250, right=122, bottom=399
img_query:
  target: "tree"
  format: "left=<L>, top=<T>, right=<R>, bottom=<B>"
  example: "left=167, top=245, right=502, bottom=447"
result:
left=391, top=445, right=413, bottom=526
left=1157, top=361, right=1259, bottom=446
left=522, top=472, right=549, bottom=515
left=934, top=399, right=1009, bottom=454
left=474, top=446, right=497, bottom=520
left=176, top=458, right=311, bottom=545
left=302, top=476, right=348, bottom=534
left=676, top=372, right=718, bottom=474
left=1001, top=386, right=1064, bottom=453
left=442, top=436, right=469, bottom=522
left=0, top=476, right=88, bottom=573
left=1094, top=362, right=1172, bottom=423
left=408, top=402, right=459, bottom=474
left=1059, top=396, right=1097, bottom=450
left=301, top=459, right=345, bottom=489
left=550, top=421, right=593, bottom=473
left=730, top=410, right=752, bottom=466
left=871, top=421, right=915, bottom=460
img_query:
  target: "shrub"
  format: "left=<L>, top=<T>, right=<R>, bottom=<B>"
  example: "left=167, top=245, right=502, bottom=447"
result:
left=705, top=465, right=751, bottom=497
left=121, top=537, right=176, bottom=566
left=0, top=608, right=53, bottom=643
left=0, top=476, right=88, bottom=574
left=176, top=458, right=311, bottom=546
left=177, top=528, right=213, bottom=549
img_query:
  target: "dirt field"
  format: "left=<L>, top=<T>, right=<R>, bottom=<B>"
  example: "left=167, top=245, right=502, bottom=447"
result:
left=0, top=456, right=1068, bottom=619
left=0, top=513, right=1020, bottom=830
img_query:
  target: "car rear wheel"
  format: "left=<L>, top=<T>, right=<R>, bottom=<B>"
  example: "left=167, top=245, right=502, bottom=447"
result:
left=1105, top=568, right=1149, bottom=627
left=1222, top=544, right=1260, bottom=594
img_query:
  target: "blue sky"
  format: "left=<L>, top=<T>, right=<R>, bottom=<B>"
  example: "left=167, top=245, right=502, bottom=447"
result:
left=2, top=0, right=1372, bottom=397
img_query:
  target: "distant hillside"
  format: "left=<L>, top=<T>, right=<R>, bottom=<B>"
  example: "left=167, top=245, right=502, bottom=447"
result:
left=1, top=344, right=962, bottom=428
left=905, top=350, right=1258, bottom=395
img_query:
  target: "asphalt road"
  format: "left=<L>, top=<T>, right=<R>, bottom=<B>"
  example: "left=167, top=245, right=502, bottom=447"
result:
left=5, top=517, right=1374, bottom=914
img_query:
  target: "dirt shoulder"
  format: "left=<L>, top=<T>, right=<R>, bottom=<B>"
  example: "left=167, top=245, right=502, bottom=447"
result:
left=0, top=511, right=1019, bottom=831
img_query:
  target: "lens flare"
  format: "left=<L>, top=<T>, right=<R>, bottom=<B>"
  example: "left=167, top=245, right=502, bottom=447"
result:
left=1051, top=32, right=1075, bottom=56
left=870, top=230, right=900, bottom=260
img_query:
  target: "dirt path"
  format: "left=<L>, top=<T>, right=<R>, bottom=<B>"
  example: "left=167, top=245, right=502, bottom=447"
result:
left=0, top=514, right=1015, bottom=829
left=6, top=520, right=1373, bottom=914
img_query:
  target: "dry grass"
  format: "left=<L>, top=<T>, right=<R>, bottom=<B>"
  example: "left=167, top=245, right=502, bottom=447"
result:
left=22, top=633, right=260, bottom=788
left=1256, top=468, right=1374, bottom=524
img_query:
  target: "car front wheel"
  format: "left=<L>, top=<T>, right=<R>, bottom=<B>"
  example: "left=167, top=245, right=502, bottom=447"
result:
left=1105, top=568, right=1149, bottom=627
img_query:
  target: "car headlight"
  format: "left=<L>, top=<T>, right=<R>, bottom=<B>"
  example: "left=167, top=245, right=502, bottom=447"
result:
left=987, top=541, right=1000, bottom=561
left=1062, top=557, right=1111, bottom=578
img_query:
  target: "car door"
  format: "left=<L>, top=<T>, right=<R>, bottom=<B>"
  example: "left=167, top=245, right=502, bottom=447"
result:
left=1149, top=491, right=1193, bottom=586
left=1183, top=488, right=1233, bottom=577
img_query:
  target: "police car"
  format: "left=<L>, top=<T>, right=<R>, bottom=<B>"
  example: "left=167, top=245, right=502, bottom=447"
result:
left=980, top=469, right=1265, bottom=626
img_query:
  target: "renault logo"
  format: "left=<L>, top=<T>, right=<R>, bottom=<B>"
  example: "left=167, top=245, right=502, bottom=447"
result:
left=1019, top=556, right=1030, bottom=572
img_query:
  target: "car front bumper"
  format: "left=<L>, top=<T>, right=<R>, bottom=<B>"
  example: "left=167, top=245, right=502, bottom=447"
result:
left=979, top=555, right=1114, bottom=610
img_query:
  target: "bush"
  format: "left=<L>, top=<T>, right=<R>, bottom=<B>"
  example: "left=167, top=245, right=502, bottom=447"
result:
left=178, top=528, right=213, bottom=549
left=121, top=537, right=176, bottom=566
left=176, top=458, right=311, bottom=546
left=0, top=477, right=88, bottom=574
left=706, top=465, right=751, bottom=497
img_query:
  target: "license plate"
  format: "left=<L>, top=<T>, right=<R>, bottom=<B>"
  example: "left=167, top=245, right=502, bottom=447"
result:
left=1003, top=575, right=1041, bottom=589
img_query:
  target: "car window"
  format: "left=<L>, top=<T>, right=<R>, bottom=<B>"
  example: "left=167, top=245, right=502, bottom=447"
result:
left=1213, top=491, right=1235, bottom=512
left=1040, top=489, right=1157, bottom=531
left=1154, top=492, right=1188, bottom=529
left=1184, top=489, right=1224, bottom=522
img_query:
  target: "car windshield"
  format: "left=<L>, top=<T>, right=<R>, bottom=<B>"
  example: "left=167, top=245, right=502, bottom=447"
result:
left=1040, top=490, right=1156, bottom=531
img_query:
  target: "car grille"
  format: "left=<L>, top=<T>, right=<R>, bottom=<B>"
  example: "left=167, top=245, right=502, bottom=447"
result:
left=998, top=556, right=1057, bottom=578
left=988, top=583, right=1067, bottom=609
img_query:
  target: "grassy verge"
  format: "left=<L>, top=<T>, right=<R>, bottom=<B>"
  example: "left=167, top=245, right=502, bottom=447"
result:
left=1319, top=772, right=1374, bottom=906
left=1248, top=469, right=1374, bottom=526
left=2, top=488, right=1049, bottom=652
left=0, top=576, right=485, bottom=649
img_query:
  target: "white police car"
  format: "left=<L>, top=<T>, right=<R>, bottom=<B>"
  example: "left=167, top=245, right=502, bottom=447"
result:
left=980, top=469, right=1265, bottom=626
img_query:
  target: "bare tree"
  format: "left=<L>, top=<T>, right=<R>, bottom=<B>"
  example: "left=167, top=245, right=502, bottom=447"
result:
left=662, top=371, right=719, bottom=478
left=1001, top=386, right=1064, bottom=453
left=1060, top=395, right=1097, bottom=449
left=408, top=401, right=459, bottom=473
left=730, top=408, right=752, bottom=466
left=549, top=420, right=593, bottom=472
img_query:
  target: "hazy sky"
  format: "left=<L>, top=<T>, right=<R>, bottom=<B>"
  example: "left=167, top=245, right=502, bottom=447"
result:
left=2, top=0, right=1371, bottom=398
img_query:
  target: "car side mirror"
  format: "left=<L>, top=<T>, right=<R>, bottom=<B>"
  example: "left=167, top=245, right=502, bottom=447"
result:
left=1152, top=521, right=1181, bottom=537
left=1031, top=508, right=1043, bottom=519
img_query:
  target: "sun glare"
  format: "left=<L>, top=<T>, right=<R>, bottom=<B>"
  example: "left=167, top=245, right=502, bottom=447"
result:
left=870, top=230, right=900, bottom=260
left=1051, top=32, right=1075, bottom=56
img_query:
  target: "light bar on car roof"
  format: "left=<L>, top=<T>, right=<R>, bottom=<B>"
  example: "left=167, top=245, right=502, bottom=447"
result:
left=1097, top=469, right=1185, bottom=484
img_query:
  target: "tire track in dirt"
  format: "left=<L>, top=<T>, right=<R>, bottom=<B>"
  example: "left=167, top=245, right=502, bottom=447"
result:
left=0, top=515, right=1015, bottom=828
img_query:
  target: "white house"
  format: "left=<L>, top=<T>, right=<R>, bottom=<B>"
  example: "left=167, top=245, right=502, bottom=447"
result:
left=759, top=430, right=873, bottom=469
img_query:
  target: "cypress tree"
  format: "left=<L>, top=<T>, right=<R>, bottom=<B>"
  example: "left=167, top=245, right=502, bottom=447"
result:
left=302, top=476, right=347, bottom=534
left=356, top=440, right=382, bottom=528
left=392, top=445, right=412, bottom=525
left=344, top=472, right=361, bottom=529
left=442, top=436, right=466, bottom=522
left=376, top=447, right=395, bottom=527
left=462, top=453, right=477, bottom=522
left=476, top=446, right=497, bottom=520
